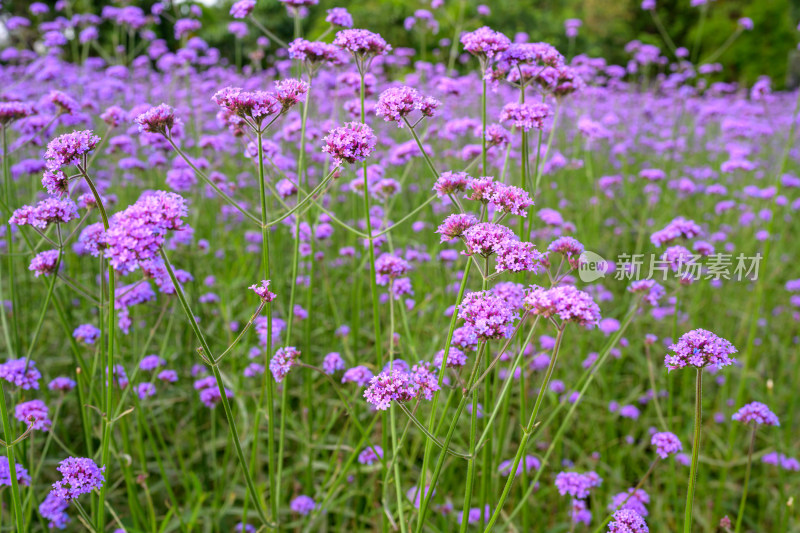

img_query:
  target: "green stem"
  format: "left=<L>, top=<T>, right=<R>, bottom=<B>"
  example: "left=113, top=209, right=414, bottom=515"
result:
left=159, top=248, right=273, bottom=529
left=0, top=382, right=24, bottom=531
left=683, top=368, right=703, bottom=533
left=734, top=425, right=757, bottom=533
left=482, top=325, right=566, bottom=531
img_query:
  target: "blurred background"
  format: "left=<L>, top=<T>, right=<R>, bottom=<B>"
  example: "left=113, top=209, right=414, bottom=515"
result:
left=1, top=0, right=799, bottom=88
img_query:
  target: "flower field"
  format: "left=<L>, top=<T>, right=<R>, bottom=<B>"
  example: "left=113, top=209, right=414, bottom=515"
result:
left=0, top=1, right=798, bottom=532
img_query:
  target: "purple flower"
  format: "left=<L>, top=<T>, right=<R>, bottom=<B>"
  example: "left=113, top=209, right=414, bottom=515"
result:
left=140, top=355, right=167, bottom=371
left=230, top=0, right=255, bottom=18
left=288, top=39, right=342, bottom=65
left=157, top=370, right=178, bottom=383
left=48, top=377, right=76, bottom=391
left=457, top=290, right=517, bottom=340
left=433, top=348, right=467, bottom=368
left=39, top=491, right=70, bottom=529
left=608, top=509, right=649, bottom=533
left=651, top=432, right=682, bottom=459
left=135, top=382, right=156, bottom=399
left=0, top=358, right=41, bottom=389
left=524, top=285, right=601, bottom=327
left=628, top=280, right=665, bottom=306
left=664, top=329, right=737, bottom=371
left=358, top=445, right=383, bottom=465
left=249, top=280, right=277, bottom=302
left=500, top=102, right=551, bottom=131
left=436, top=213, right=479, bottom=242
left=73, top=324, right=100, bottom=344
left=135, top=104, right=179, bottom=135
left=609, top=488, right=650, bottom=517
left=10, top=197, right=78, bottom=229
left=322, top=122, right=377, bottom=165
left=326, top=7, right=353, bottom=27
left=461, top=26, right=511, bottom=60
left=274, top=78, right=309, bottom=110
left=462, top=222, right=515, bottom=256
left=290, top=495, right=316, bottom=515
left=323, top=352, right=345, bottom=374
left=14, top=399, right=51, bottom=431
left=342, top=365, right=374, bottom=386
left=0, top=101, right=36, bottom=126
left=650, top=217, right=702, bottom=247
left=30, top=249, right=60, bottom=277
left=375, top=253, right=411, bottom=285
left=364, top=369, right=415, bottom=410
left=270, top=347, right=301, bottom=382
left=213, top=88, right=279, bottom=126
left=51, top=457, right=105, bottom=500
left=0, top=456, right=30, bottom=487
left=495, top=241, right=546, bottom=273
left=731, top=402, right=780, bottom=426
left=104, top=191, right=188, bottom=274
left=376, top=86, right=441, bottom=126
left=547, top=236, right=584, bottom=268
left=555, top=471, right=602, bottom=499
left=333, top=29, right=391, bottom=57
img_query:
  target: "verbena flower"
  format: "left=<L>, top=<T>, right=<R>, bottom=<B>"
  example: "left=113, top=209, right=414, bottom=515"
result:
left=29, top=250, right=60, bottom=277
left=524, top=285, right=601, bottom=327
left=326, top=7, right=353, bottom=27
left=290, top=495, right=316, bottom=515
left=14, top=399, right=51, bottom=431
left=249, top=280, right=277, bottom=302
left=230, top=0, right=255, bottom=18
left=0, top=358, right=41, bottom=390
left=51, top=457, right=105, bottom=500
left=341, top=366, right=374, bottom=386
left=500, top=102, right=551, bottom=131
left=10, top=198, right=79, bottom=229
left=0, top=456, right=30, bottom=486
left=608, top=509, right=649, bottom=533
left=554, top=471, right=602, bottom=499
left=322, top=122, right=377, bottom=165
left=731, top=402, right=780, bottom=426
left=664, top=329, right=737, bottom=371
left=135, top=104, right=179, bottom=135
left=270, top=347, right=301, bottom=382
left=436, top=213, right=478, bottom=242
left=39, top=491, right=70, bottom=529
left=323, top=352, right=345, bottom=374
left=651, top=432, right=682, bottom=459
left=358, top=445, right=383, bottom=465
left=364, top=369, right=415, bottom=410
left=333, top=29, right=391, bottom=57
left=460, top=26, right=511, bottom=60
left=457, top=290, right=517, bottom=340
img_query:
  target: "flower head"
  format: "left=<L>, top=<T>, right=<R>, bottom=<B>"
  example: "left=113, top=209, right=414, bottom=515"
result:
left=523, top=285, right=601, bottom=327
left=290, top=495, right=316, bottom=515
left=322, top=122, right=377, bottom=165
left=14, top=399, right=51, bottom=431
left=333, top=29, right=391, bottom=57
left=51, top=457, right=105, bottom=500
left=249, top=280, right=277, bottom=302
left=731, top=402, right=779, bottom=426
left=608, top=509, right=649, bottom=533
left=270, top=347, right=301, bottom=382
left=500, top=102, right=551, bottom=131
left=664, top=329, right=737, bottom=371
left=45, top=130, right=100, bottom=170
left=0, top=358, right=41, bottom=390
left=461, top=26, right=511, bottom=60
left=135, top=104, right=178, bottom=134
left=458, top=291, right=517, bottom=340
left=230, top=0, right=255, bottom=18
left=326, top=7, right=353, bottom=27
left=651, top=432, right=682, bottom=459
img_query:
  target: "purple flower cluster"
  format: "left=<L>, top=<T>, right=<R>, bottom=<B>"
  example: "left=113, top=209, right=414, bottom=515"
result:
left=375, top=86, right=441, bottom=126
left=650, top=217, right=702, bottom=247
left=10, top=197, right=79, bottom=229
left=14, top=399, right=51, bottom=431
left=358, top=445, right=383, bottom=465
left=664, top=329, right=737, bottom=371
left=524, top=285, right=601, bottom=327
left=433, top=171, right=470, bottom=197
left=51, top=457, right=105, bottom=500
left=39, top=491, right=70, bottom=529
left=555, top=471, right=603, bottom=499
left=0, top=358, right=41, bottom=389
left=270, top=346, right=301, bottom=382
left=135, top=104, right=179, bottom=134
left=500, top=102, right=551, bottom=131
left=44, top=130, right=100, bottom=170
left=460, top=26, right=511, bottom=60
left=0, top=101, right=36, bottom=125
left=0, top=456, right=30, bottom=487
left=290, top=495, right=316, bottom=515
left=322, top=122, right=377, bottom=165
left=333, top=29, right=392, bottom=57
left=731, top=402, right=780, bottom=426
left=363, top=364, right=440, bottom=410
left=29, top=249, right=60, bottom=277
left=375, top=252, right=411, bottom=285
left=229, top=0, right=255, bottom=18
left=651, top=431, right=682, bottom=459
left=103, top=191, right=188, bottom=274
left=288, top=39, right=342, bottom=65
left=457, top=290, right=517, bottom=340
left=608, top=509, right=649, bottom=533
left=436, top=213, right=479, bottom=242
left=249, top=280, right=277, bottom=302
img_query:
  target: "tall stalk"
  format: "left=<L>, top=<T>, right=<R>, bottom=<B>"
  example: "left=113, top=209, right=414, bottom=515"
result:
left=159, top=249, right=272, bottom=528
left=734, top=425, right=757, bottom=533
left=0, top=381, right=25, bottom=531
left=683, top=368, right=703, bottom=533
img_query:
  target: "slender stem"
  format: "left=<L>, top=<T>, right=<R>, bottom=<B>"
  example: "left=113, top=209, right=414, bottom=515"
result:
left=159, top=248, right=273, bottom=528
left=0, top=382, right=25, bottom=531
left=734, top=425, right=757, bottom=533
left=483, top=325, right=566, bottom=531
left=683, top=368, right=703, bottom=533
